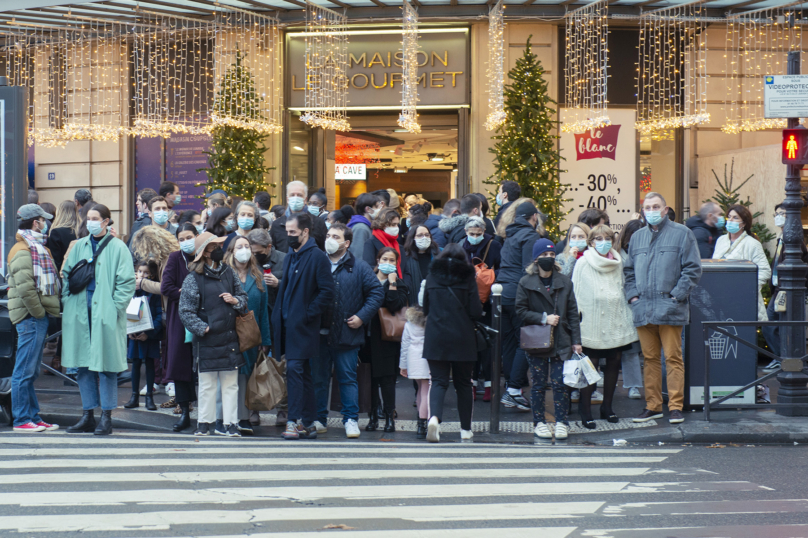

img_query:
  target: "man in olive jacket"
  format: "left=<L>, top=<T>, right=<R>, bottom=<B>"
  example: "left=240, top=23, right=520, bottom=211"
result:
left=624, top=192, right=702, bottom=426
left=7, top=204, right=61, bottom=432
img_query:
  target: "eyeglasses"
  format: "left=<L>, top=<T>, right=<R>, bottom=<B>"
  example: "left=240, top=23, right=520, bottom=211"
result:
left=415, top=233, right=430, bottom=239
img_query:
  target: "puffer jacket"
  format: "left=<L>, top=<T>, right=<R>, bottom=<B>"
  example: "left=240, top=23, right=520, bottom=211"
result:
left=7, top=233, right=61, bottom=324
left=438, top=214, right=471, bottom=245
left=624, top=216, right=703, bottom=327
left=424, top=214, right=447, bottom=248
left=324, top=251, right=385, bottom=349
left=496, top=216, right=541, bottom=304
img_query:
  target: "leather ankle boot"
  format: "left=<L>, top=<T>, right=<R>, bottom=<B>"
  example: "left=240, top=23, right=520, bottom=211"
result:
left=173, top=403, right=191, bottom=432
left=123, top=393, right=139, bottom=409
left=365, top=410, right=379, bottom=432
left=144, top=395, right=157, bottom=411
left=416, top=418, right=427, bottom=439
left=94, top=410, right=113, bottom=435
left=66, top=410, right=95, bottom=433
left=383, top=411, right=395, bottom=433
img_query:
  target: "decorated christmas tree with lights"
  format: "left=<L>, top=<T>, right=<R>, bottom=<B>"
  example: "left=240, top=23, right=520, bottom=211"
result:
left=200, top=50, right=274, bottom=199
left=485, top=37, right=569, bottom=241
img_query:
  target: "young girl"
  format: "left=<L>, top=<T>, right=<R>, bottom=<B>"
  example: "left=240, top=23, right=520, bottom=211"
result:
left=125, top=259, right=163, bottom=411
left=399, top=304, right=430, bottom=439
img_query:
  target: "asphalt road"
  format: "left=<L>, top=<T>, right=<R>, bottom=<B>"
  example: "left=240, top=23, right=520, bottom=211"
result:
left=0, top=431, right=807, bottom=538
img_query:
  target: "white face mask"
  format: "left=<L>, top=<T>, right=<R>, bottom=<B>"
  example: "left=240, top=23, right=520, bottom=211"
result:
left=325, top=237, right=344, bottom=255
left=415, top=237, right=431, bottom=250
left=775, top=214, right=786, bottom=228
left=384, top=226, right=400, bottom=237
left=234, top=248, right=252, bottom=264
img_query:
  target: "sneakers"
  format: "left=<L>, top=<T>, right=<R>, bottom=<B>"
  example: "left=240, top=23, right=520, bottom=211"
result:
left=166, top=382, right=176, bottom=397
left=500, top=393, right=530, bottom=411
left=345, top=419, right=360, bottom=439
left=226, top=423, right=242, bottom=437
left=312, top=420, right=328, bottom=434
left=591, top=390, right=604, bottom=404
left=194, top=422, right=211, bottom=436
left=633, top=409, right=664, bottom=423
left=237, top=420, right=254, bottom=435
left=139, top=383, right=162, bottom=396
left=426, top=416, right=440, bottom=443
left=35, top=421, right=59, bottom=431
left=570, top=390, right=580, bottom=403
left=762, top=360, right=781, bottom=371
left=275, top=409, right=288, bottom=426
left=460, top=429, right=473, bottom=441
left=13, top=422, right=45, bottom=433
left=533, top=422, right=553, bottom=439
left=628, top=387, right=642, bottom=399
left=213, top=419, right=227, bottom=436
left=554, top=422, right=569, bottom=440
left=282, top=422, right=300, bottom=440
left=669, top=410, right=685, bottom=424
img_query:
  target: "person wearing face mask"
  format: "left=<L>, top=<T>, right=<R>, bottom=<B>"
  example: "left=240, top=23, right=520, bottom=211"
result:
left=124, top=259, right=163, bottom=412
left=439, top=194, right=483, bottom=245
left=203, top=192, right=227, bottom=226
left=140, top=196, right=178, bottom=237
left=270, top=181, right=327, bottom=253
left=348, top=192, right=382, bottom=259
left=516, top=239, right=583, bottom=442
left=311, top=224, right=384, bottom=438
left=307, top=188, right=329, bottom=221
left=363, top=208, right=404, bottom=278
left=571, top=225, right=638, bottom=428
left=712, top=204, right=771, bottom=323
left=161, top=223, right=200, bottom=432
left=223, top=201, right=260, bottom=250
left=493, top=180, right=521, bottom=228
left=127, top=188, right=157, bottom=248
left=223, top=236, right=272, bottom=435
left=179, top=232, right=249, bottom=438
left=401, top=225, right=439, bottom=307
left=625, top=192, right=702, bottom=426
left=62, top=205, right=136, bottom=435
left=556, top=223, right=592, bottom=277
left=177, top=210, right=204, bottom=236
left=554, top=208, right=609, bottom=255
left=206, top=206, right=234, bottom=238
left=685, top=202, right=724, bottom=259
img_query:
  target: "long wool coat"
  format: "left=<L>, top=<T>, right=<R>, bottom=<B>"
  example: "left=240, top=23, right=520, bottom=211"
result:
left=160, top=250, right=194, bottom=383
left=61, top=234, right=136, bottom=373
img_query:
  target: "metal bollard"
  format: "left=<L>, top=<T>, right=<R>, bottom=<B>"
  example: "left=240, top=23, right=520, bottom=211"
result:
left=490, top=284, right=503, bottom=434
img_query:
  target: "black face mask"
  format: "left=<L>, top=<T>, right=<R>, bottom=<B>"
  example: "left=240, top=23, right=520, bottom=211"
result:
left=210, top=247, right=224, bottom=263
left=254, top=252, right=269, bottom=266
left=288, top=235, right=301, bottom=250
left=536, top=257, right=555, bottom=272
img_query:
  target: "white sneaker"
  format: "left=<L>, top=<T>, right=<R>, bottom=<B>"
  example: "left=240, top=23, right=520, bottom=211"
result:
left=138, top=383, right=161, bottom=396
left=628, top=387, right=642, bottom=399
left=345, top=419, right=360, bottom=438
left=426, top=416, right=440, bottom=442
left=591, top=390, right=604, bottom=403
left=312, top=420, right=327, bottom=434
left=460, top=429, right=473, bottom=441
left=139, top=384, right=148, bottom=396
left=533, top=422, right=553, bottom=439
left=166, top=382, right=175, bottom=397
left=554, top=422, right=569, bottom=440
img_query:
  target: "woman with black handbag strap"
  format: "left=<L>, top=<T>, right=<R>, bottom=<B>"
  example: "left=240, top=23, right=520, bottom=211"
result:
left=515, top=239, right=583, bottom=442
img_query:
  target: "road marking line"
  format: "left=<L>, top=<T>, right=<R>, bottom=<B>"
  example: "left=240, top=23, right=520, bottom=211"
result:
left=172, top=529, right=579, bottom=538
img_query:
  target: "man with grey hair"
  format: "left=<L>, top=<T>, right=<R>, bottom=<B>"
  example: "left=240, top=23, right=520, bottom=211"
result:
left=685, top=201, right=724, bottom=259
left=270, top=180, right=326, bottom=252
left=439, top=194, right=480, bottom=245
left=624, top=192, right=702, bottom=425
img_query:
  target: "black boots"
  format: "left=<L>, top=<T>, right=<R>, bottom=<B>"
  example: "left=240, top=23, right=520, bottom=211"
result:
left=66, top=410, right=96, bottom=433
left=144, top=395, right=157, bottom=411
left=416, top=418, right=427, bottom=439
left=365, top=410, right=379, bottom=431
left=94, top=410, right=113, bottom=435
left=123, top=394, right=139, bottom=409
left=383, top=412, right=395, bottom=433
left=173, top=402, right=191, bottom=432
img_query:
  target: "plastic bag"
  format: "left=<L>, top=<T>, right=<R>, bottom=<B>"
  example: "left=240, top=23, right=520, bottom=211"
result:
left=563, top=354, right=589, bottom=388
left=245, top=351, right=287, bottom=411
left=579, top=354, right=603, bottom=385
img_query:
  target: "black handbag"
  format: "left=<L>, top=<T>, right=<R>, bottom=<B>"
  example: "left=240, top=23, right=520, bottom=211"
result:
left=66, top=235, right=112, bottom=296
left=521, top=291, right=557, bottom=356
left=447, top=287, right=493, bottom=352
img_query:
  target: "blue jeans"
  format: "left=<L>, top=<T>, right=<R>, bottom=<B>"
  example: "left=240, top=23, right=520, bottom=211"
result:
left=12, top=316, right=49, bottom=427
left=313, top=340, right=359, bottom=423
left=287, top=358, right=316, bottom=427
left=76, top=368, right=118, bottom=411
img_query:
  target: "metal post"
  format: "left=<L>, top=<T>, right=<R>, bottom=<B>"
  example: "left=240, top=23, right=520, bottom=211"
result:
left=777, top=49, right=808, bottom=416
left=490, top=284, right=503, bottom=434
left=703, top=323, right=711, bottom=422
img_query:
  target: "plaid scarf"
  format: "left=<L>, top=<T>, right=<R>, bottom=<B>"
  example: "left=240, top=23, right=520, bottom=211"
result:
left=18, top=229, right=61, bottom=296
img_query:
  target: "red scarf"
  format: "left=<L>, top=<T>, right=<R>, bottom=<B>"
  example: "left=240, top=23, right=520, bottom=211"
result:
left=372, top=229, right=402, bottom=277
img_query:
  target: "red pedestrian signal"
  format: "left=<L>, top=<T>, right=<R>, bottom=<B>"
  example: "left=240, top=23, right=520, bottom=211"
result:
left=783, top=129, right=808, bottom=164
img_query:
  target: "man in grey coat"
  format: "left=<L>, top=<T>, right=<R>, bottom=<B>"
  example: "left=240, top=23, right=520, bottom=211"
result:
left=624, top=192, right=702, bottom=425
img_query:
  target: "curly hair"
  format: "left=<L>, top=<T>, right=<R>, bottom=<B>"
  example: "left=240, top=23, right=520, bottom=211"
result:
left=129, top=225, right=180, bottom=273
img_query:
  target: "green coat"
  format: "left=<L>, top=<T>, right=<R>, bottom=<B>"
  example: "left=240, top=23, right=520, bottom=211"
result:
left=61, top=234, right=136, bottom=373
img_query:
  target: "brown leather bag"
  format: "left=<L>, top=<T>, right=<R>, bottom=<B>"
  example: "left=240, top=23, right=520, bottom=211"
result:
left=520, top=290, right=557, bottom=355
left=378, top=306, right=407, bottom=342
left=473, top=241, right=495, bottom=303
left=236, top=310, right=262, bottom=352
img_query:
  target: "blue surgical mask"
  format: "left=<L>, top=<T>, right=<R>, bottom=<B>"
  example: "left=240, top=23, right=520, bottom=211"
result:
left=153, top=210, right=169, bottom=225
left=644, top=210, right=663, bottom=226
left=716, top=216, right=726, bottom=229
left=40, top=220, right=48, bottom=235
left=726, top=221, right=741, bottom=234
left=495, top=193, right=503, bottom=206
left=406, top=218, right=411, bottom=227
left=175, top=194, right=182, bottom=204
left=195, top=224, right=205, bottom=234
left=594, top=240, right=612, bottom=255
left=224, top=220, right=235, bottom=232
left=207, top=209, right=212, bottom=217
left=288, top=196, right=305, bottom=212
left=238, top=217, right=254, bottom=230
left=180, top=238, right=196, bottom=254
left=86, top=220, right=103, bottom=236
left=326, top=221, right=331, bottom=230
left=467, top=234, right=484, bottom=246
left=569, top=239, right=587, bottom=250
left=307, top=205, right=321, bottom=216
left=379, top=263, right=397, bottom=275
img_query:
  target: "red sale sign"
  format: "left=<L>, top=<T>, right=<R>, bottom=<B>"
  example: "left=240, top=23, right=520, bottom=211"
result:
left=573, top=124, right=621, bottom=161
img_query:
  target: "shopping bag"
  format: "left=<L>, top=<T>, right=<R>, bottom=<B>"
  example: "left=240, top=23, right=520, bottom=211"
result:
left=579, top=353, right=603, bottom=385
left=126, top=298, right=154, bottom=335
left=126, top=297, right=143, bottom=322
left=245, top=351, right=287, bottom=411
left=563, top=356, right=589, bottom=389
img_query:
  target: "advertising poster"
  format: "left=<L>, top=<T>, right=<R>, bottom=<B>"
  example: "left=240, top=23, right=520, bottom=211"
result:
left=166, top=134, right=210, bottom=212
left=559, top=108, right=638, bottom=233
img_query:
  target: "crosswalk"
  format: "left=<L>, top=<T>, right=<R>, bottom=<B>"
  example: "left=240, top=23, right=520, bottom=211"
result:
left=0, top=432, right=803, bottom=537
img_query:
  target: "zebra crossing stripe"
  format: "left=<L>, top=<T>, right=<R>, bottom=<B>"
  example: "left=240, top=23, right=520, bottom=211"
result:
left=170, top=529, right=579, bottom=538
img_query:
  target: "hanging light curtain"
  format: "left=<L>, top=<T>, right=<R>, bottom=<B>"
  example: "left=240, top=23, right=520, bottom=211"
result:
left=484, top=0, right=506, bottom=131
left=398, top=0, right=421, bottom=134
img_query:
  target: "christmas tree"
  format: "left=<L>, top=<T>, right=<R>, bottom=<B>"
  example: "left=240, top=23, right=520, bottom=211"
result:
left=484, top=36, right=568, bottom=241
left=199, top=50, right=275, bottom=200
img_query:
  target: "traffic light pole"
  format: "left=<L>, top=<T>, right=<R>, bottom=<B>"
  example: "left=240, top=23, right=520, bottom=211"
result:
left=777, top=50, right=808, bottom=416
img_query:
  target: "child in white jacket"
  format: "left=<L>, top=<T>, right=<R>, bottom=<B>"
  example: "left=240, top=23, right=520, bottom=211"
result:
left=400, top=305, right=430, bottom=439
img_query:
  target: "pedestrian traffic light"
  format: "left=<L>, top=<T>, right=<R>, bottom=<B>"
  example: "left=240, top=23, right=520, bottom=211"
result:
left=782, top=129, right=808, bottom=164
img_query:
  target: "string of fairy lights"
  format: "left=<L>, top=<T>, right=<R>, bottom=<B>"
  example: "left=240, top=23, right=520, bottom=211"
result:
left=562, top=0, right=610, bottom=134
left=397, top=0, right=421, bottom=134
left=484, top=0, right=506, bottom=131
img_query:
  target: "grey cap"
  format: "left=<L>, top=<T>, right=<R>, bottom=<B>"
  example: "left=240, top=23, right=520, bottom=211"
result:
left=17, top=203, right=52, bottom=221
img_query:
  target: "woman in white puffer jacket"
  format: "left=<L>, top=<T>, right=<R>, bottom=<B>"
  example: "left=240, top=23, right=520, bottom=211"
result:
left=399, top=306, right=430, bottom=439
left=572, top=224, right=639, bottom=429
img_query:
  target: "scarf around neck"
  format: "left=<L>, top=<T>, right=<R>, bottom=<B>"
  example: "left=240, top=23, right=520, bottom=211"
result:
left=18, top=229, right=61, bottom=296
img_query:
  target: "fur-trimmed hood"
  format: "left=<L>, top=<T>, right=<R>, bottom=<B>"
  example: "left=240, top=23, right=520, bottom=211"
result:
left=438, top=214, right=470, bottom=233
left=406, top=306, right=426, bottom=327
left=428, top=257, right=476, bottom=286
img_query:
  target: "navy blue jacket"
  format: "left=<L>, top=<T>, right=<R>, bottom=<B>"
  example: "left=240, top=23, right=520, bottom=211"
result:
left=127, top=290, right=163, bottom=360
left=425, top=214, right=447, bottom=248
left=324, top=251, right=385, bottom=350
left=496, top=216, right=541, bottom=305
left=271, top=237, right=335, bottom=361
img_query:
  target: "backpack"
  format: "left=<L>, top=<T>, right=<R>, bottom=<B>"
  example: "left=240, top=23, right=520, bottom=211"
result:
left=472, top=240, right=495, bottom=303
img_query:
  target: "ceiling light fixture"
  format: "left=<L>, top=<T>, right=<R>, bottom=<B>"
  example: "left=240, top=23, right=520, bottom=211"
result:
left=394, top=167, right=408, bottom=173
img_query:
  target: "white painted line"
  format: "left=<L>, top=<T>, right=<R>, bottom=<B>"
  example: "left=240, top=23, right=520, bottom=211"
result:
left=581, top=524, right=808, bottom=538
left=0, top=467, right=652, bottom=485
left=174, top=529, right=578, bottom=538
left=603, top=499, right=808, bottom=517
left=0, top=502, right=605, bottom=532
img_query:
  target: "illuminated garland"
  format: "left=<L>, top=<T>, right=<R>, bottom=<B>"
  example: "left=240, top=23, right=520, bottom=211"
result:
left=562, top=0, right=610, bottom=134
left=397, top=0, right=421, bottom=134
left=484, top=0, right=506, bottom=131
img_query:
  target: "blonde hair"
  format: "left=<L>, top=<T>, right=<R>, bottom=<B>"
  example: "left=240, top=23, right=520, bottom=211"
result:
left=51, top=199, right=80, bottom=236
left=129, top=225, right=180, bottom=276
left=495, top=197, right=538, bottom=238
left=588, top=224, right=615, bottom=243
left=562, top=222, right=592, bottom=256
left=224, top=235, right=265, bottom=292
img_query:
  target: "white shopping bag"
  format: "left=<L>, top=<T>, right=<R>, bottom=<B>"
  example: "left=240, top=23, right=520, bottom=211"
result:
left=579, top=354, right=603, bottom=385
left=563, top=355, right=589, bottom=389
left=126, top=297, right=154, bottom=335
left=126, top=297, right=143, bottom=321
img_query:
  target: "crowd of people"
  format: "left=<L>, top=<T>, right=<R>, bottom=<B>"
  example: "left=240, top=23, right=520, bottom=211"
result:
left=5, top=177, right=787, bottom=441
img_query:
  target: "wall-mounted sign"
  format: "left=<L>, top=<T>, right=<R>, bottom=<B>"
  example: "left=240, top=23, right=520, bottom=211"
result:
left=559, top=108, right=638, bottom=233
left=287, top=30, right=469, bottom=109
left=764, top=75, right=808, bottom=118
left=335, top=163, right=366, bottom=180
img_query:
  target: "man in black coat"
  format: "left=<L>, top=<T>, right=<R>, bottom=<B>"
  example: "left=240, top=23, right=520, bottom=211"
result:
left=685, top=202, right=724, bottom=259
left=272, top=213, right=335, bottom=440
left=492, top=180, right=521, bottom=228
left=270, top=181, right=327, bottom=252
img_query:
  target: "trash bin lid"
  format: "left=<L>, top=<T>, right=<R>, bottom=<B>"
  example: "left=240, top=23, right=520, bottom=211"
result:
left=700, top=259, right=758, bottom=273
